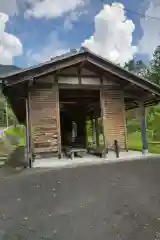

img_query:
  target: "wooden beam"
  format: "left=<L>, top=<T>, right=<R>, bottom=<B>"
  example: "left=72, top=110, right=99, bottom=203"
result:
left=58, top=74, right=100, bottom=78
left=33, top=82, right=53, bottom=89
left=6, top=55, right=86, bottom=86
left=59, top=84, right=101, bottom=90
left=124, top=92, right=143, bottom=100
left=87, top=56, right=160, bottom=96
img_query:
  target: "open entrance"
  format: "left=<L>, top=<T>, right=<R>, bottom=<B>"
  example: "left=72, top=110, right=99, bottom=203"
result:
left=59, top=89, right=105, bottom=158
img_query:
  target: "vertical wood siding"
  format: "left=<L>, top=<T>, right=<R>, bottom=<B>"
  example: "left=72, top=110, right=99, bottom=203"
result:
left=101, top=85, right=127, bottom=150
left=30, top=77, right=60, bottom=157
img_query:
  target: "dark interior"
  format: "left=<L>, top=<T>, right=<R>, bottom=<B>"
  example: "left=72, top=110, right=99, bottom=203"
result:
left=59, top=89, right=101, bottom=152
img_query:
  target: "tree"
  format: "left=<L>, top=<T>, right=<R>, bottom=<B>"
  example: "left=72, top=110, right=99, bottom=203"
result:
left=124, top=59, right=135, bottom=72
left=147, top=45, right=160, bottom=85
left=124, top=55, right=160, bottom=142
left=124, top=59, right=147, bottom=77
left=147, top=105, right=160, bottom=140
left=0, top=90, right=17, bottom=127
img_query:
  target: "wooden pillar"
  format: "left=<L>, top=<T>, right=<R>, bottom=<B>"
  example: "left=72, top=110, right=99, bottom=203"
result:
left=92, top=118, right=96, bottom=145
left=56, top=86, right=62, bottom=158
left=76, top=116, right=86, bottom=148
left=25, top=93, right=32, bottom=168
left=139, top=102, right=148, bottom=154
left=85, top=117, right=89, bottom=148
left=100, top=90, right=107, bottom=154
left=95, top=118, right=100, bottom=147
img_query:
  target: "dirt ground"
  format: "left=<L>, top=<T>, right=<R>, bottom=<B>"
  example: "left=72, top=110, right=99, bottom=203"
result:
left=0, top=157, right=160, bottom=239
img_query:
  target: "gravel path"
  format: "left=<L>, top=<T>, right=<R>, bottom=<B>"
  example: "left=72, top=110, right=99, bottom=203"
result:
left=0, top=156, right=160, bottom=239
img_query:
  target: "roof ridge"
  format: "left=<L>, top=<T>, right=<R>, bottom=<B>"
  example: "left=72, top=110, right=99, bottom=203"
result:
left=1, top=47, right=160, bottom=93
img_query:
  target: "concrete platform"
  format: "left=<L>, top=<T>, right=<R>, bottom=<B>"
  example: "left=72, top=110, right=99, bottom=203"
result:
left=33, top=150, right=156, bottom=169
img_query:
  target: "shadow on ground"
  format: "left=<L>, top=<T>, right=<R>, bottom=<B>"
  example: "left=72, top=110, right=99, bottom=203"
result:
left=0, top=156, right=160, bottom=239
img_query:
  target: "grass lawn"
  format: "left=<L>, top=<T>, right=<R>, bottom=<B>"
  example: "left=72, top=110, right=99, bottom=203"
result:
left=88, top=131, right=160, bottom=154
left=128, top=131, right=160, bottom=154
left=1, top=126, right=159, bottom=158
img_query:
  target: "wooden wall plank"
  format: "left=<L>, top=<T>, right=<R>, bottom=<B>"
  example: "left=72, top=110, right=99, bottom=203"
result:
left=101, top=85, right=127, bottom=150
left=30, top=75, right=60, bottom=157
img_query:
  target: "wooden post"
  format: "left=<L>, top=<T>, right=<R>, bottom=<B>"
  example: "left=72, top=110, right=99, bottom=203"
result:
left=100, top=89, right=107, bottom=155
left=139, top=102, right=148, bottom=154
left=85, top=117, right=89, bottom=149
left=114, top=140, right=119, bottom=158
left=56, top=86, right=62, bottom=158
left=5, top=99, right=8, bottom=128
left=54, top=76, right=62, bottom=158
left=92, top=118, right=96, bottom=145
left=95, top=118, right=100, bottom=147
left=26, top=80, right=33, bottom=167
left=122, top=92, right=128, bottom=151
left=25, top=95, right=32, bottom=168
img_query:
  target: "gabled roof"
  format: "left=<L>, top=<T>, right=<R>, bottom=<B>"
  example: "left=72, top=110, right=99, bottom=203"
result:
left=1, top=47, right=160, bottom=123
left=1, top=49, right=84, bottom=78
left=1, top=47, right=160, bottom=96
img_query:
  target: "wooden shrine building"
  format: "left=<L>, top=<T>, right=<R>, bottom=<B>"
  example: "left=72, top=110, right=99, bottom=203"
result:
left=1, top=47, right=160, bottom=164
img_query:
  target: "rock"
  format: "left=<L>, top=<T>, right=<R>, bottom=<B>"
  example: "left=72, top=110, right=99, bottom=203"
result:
left=6, top=146, right=28, bottom=168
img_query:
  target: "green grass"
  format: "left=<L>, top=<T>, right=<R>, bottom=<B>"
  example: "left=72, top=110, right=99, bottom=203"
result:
left=88, top=131, right=160, bottom=154
left=5, top=126, right=26, bottom=147
left=128, top=131, right=160, bottom=154
left=2, top=126, right=160, bottom=154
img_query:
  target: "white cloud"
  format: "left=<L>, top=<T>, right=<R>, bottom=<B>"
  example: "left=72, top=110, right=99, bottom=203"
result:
left=0, top=12, right=23, bottom=65
left=82, top=2, right=137, bottom=66
left=0, top=0, right=18, bottom=16
left=64, top=11, right=81, bottom=31
left=27, top=32, right=68, bottom=66
left=64, top=10, right=88, bottom=31
left=26, top=0, right=85, bottom=19
left=138, top=0, right=160, bottom=59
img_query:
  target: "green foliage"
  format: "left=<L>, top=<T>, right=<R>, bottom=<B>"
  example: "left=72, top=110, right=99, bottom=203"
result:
left=0, top=90, right=17, bottom=127
left=128, top=132, right=160, bottom=154
left=5, top=126, right=26, bottom=147
left=125, top=47, right=160, bottom=153
left=127, top=118, right=140, bottom=133
left=124, top=59, right=135, bottom=72
left=124, top=59, right=147, bottom=76
left=147, top=45, right=160, bottom=85
left=127, top=132, right=142, bottom=151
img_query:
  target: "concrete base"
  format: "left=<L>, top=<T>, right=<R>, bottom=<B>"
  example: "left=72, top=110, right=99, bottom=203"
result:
left=33, top=150, right=156, bottom=169
left=142, top=149, right=149, bottom=155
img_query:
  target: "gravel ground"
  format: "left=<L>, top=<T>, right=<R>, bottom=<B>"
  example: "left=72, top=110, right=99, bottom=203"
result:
left=0, top=156, right=160, bottom=239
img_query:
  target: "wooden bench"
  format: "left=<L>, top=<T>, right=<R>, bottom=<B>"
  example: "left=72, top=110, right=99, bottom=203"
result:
left=65, top=147, right=87, bottom=160
left=87, top=146, right=107, bottom=158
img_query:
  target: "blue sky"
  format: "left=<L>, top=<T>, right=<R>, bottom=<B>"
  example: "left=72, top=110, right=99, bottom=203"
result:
left=0, top=0, right=159, bottom=68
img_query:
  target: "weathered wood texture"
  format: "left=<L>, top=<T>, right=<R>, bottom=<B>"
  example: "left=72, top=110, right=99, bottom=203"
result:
left=101, top=81, right=127, bottom=150
left=30, top=76, right=61, bottom=157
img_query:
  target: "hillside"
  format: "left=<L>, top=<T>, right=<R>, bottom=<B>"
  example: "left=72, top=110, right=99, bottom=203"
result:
left=0, top=64, right=20, bottom=78
left=0, top=64, right=21, bottom=126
